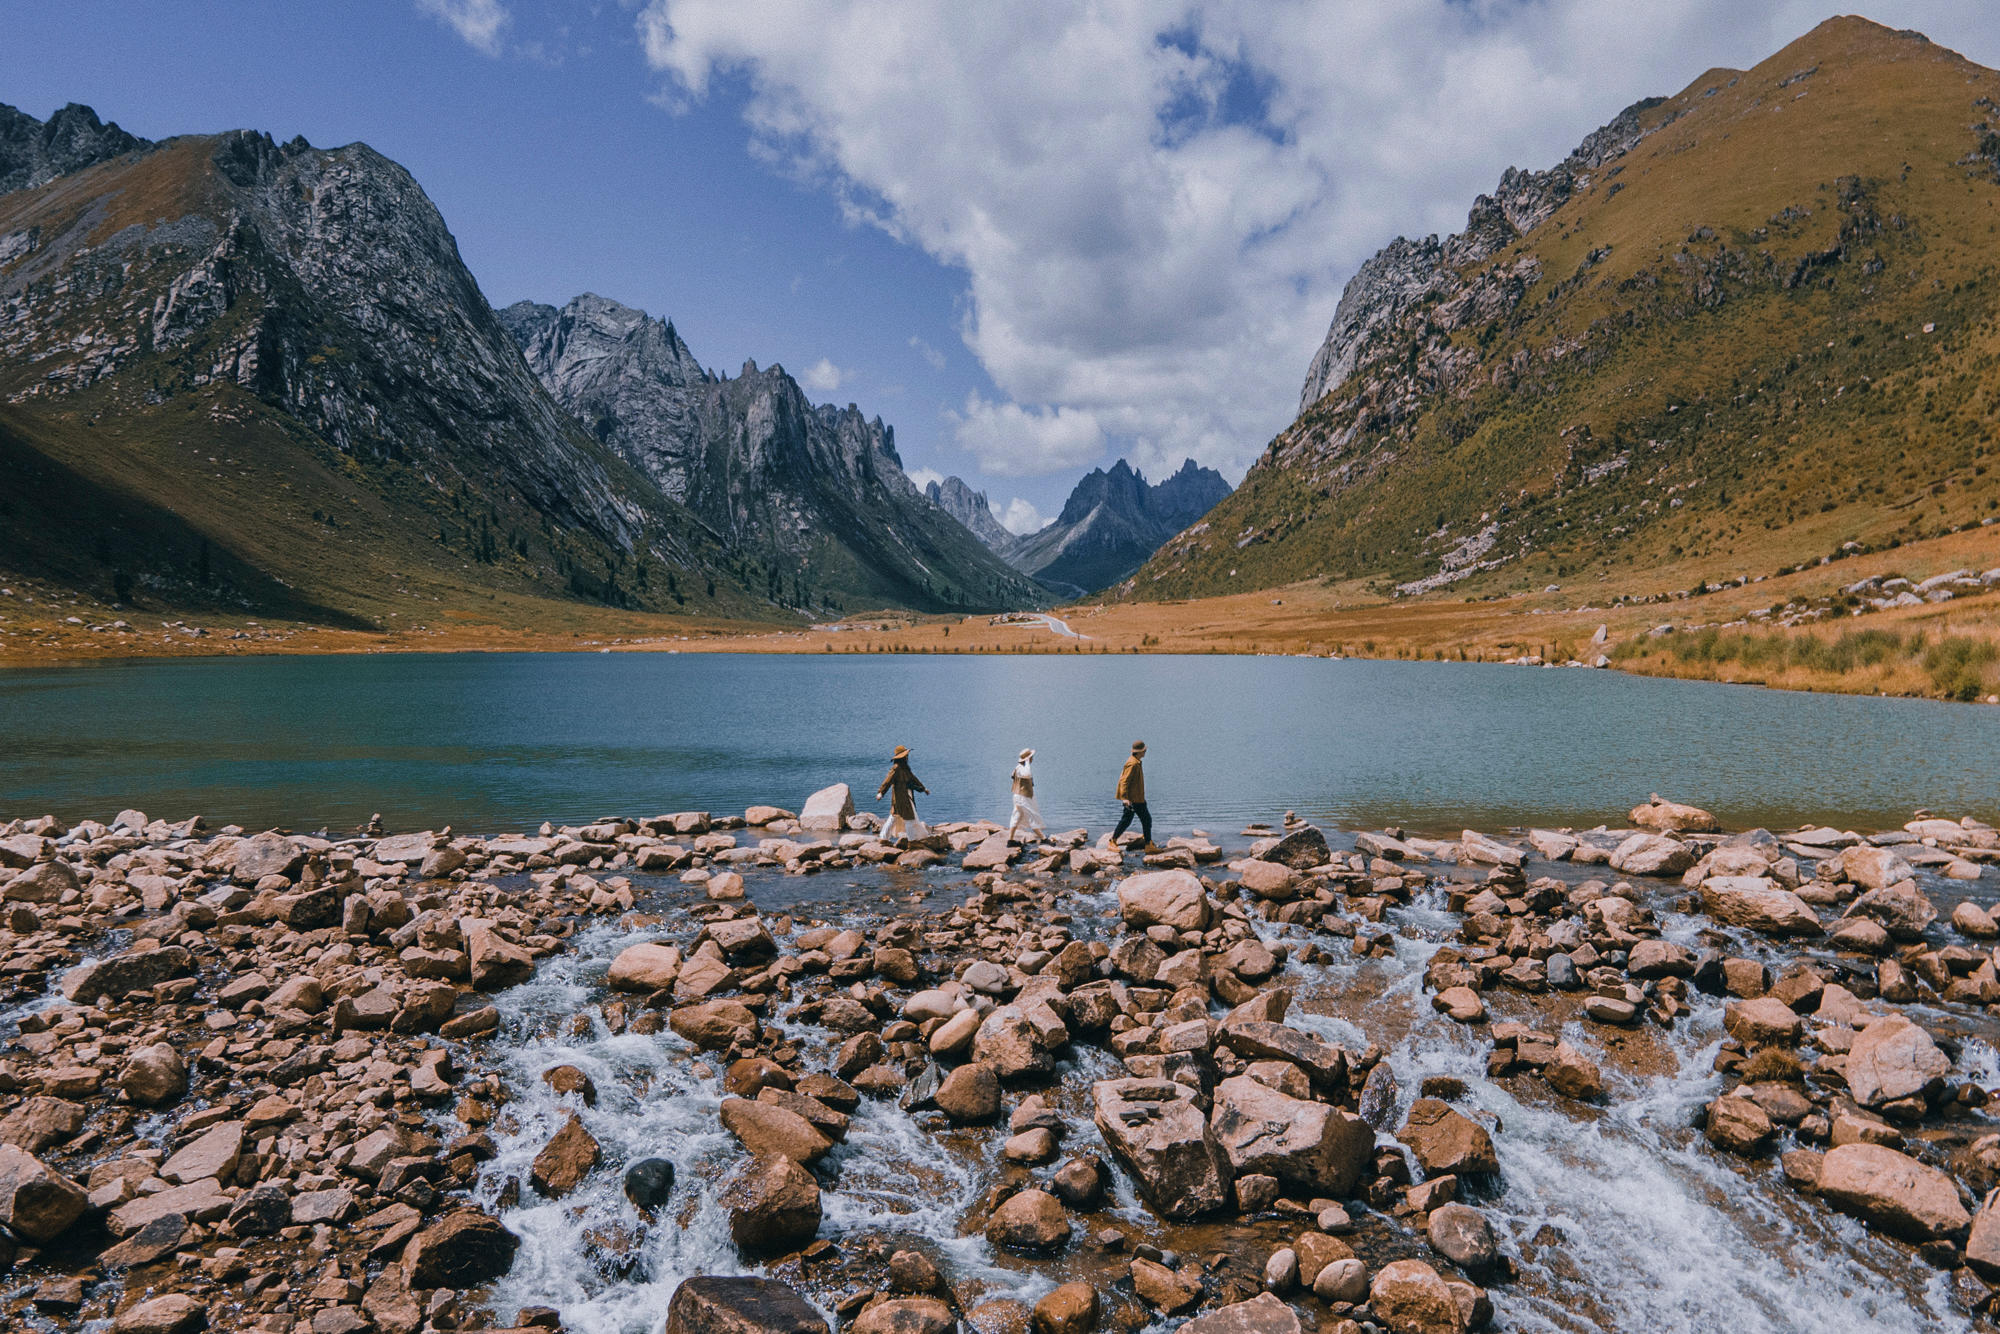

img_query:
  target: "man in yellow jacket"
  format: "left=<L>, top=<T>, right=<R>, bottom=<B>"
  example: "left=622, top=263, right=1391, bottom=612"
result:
left=1112, top=740, right=1157, bottom=850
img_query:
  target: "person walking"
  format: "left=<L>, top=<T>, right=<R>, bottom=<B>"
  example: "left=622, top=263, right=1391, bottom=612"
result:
left=877, top=745, right=930, bottom=845
left=1007, top=748, right=1046, bottom=843
left=1112, top=740, right=1156, bottom=850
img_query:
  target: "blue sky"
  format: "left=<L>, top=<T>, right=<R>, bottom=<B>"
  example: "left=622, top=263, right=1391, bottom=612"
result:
left=6, top=1, right=1996, bottom=531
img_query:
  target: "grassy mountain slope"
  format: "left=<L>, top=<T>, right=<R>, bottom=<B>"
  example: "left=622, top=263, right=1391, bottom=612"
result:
left=1133, top=18, right=2000, bottom=604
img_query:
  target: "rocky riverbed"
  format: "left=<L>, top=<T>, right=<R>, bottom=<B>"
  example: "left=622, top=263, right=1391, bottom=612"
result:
left=1, top=788, right=1997, bottom=1334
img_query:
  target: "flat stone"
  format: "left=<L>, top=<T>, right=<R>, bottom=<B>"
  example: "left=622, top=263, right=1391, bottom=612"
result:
left=1818, top=1143, right=1970, bottom=1241
left=665, top=1276, right=829, bottom=1334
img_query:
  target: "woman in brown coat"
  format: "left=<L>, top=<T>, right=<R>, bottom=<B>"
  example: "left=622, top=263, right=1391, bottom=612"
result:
left=878, top=745, right=930, bottom=844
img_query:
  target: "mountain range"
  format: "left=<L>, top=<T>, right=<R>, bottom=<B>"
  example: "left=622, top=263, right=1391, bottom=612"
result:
left=0, top=103, right=1036, bottom=628
left=1134, top=18, right=2000, bottom=602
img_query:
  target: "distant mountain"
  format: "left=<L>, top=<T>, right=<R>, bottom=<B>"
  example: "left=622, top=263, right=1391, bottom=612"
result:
left=1136, top=18, right=2000, bottom=600
left=502, top=295, right=1042, bottom=612
left=924, top=474, right=1015, bottom=551
left=1007, top=458, right=1230, bottom=595
left=0, top=104, right=755, bottom=626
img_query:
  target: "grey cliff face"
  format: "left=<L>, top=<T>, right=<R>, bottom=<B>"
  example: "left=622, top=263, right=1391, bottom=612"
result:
left=507, top=293, right=1040, bottom=611
left=1298, top=96, right=1669, bottom=414
left=925, top=475, right=1015, bottom=552
left=0, top=102, right=151, bottom=195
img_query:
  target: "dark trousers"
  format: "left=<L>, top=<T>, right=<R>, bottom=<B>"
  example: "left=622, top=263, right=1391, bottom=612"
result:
left=1113, top=801, right=1152, bottom=843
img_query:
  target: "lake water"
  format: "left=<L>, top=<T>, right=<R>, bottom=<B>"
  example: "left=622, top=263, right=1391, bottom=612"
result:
left=2, top=652, right=1997, bottom=836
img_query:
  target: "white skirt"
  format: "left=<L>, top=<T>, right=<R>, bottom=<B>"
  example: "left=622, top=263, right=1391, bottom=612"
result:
left=884, top=814, right=929, bottom=842
left=1009, top=792, right=1045, bottom=833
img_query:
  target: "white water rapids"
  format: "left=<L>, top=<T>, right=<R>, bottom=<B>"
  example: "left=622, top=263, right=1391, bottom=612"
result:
left=466, top=869, right=1980, bottom=1334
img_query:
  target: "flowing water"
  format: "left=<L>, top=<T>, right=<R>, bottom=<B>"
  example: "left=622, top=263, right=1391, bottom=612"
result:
left=4, top=652, right=2000, bottom=835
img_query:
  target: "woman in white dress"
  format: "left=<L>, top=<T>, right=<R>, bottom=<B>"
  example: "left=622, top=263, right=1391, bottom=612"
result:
left=1008, top=747, right=1046, bottom=843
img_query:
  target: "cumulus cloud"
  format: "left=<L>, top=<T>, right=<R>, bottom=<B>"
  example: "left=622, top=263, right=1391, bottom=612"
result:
left=418, top=0, right=510, bottom=56
left=800, top=357, right=845, bottom=393
left=949, top=394, right=1104, bottom=478
left=905, top=466, right=945, bottom=493
left=999, top=498, right=1052, bottom=536
left=636, top=0, right=1997, bottom=480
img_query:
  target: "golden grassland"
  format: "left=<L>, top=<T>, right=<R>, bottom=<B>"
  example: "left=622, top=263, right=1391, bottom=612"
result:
left=4, top=523, right=1994, bottom=704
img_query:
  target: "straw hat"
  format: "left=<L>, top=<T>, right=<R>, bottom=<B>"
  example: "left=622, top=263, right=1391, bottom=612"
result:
left=1019, top=748, right=1035, bottom=760
left=892, top=745, right=910, bottom=760
left=1131, top=740, right=1147, bottom=756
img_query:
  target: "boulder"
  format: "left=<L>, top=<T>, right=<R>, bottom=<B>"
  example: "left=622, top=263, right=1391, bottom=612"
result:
left=225, top=1183, right=293, bottom=1237
left=1631, top=795, right=1718, bottom=833
left=1426, top=1202, right=1500, bottom=1276
left=624, top=1158, right=676, bottom=1213
left=402, top=1208, right=520, bottom=1289
left=724, top=1155, right=821, bottom=1253
left=1458, top=831, right=1524, bottom=869
left=972, top=1007, right=1052, bottom=1080
left=1699, top=877, right=1821, bottom=936
left=1369, top=1259, right=1466, bottom=1334
left=798, top=784, right=855, bottom=833
left=1091, top=1077, right=1233, bottom=1219
left=1116, top=869, right=1212, bottom=931
left=607, top=942, right=682, bottom=992
left=1209, top=1075, right=1374, bottom=1196
left=231, top=832, right=304, bottom=883
left=0, top=1144, right=87, bottom=1242
left=61, top=945, right=194, bottom=1004
left=114, top=1294, right=208, bottom=1334
left=118, top=1043, right=188, bottom=1106
left=1236, top=860, right=1298, bottom=901
left=463, top=921, right=535, bottom=990
left=1176, top=1294, right=1301, bottom=1334
left=1842, top=880, right=1937, bottom=941
left=671, top=999, right=759, bottom=1050
left=4, top=858, right=78, bottom=902
left=963, top=834, right=1016, bottom=870
left=162, top=1120, right=245, bottom=1184
left=854, top=1298, right=957, bottom=1334
left=1626, top=940, right=1697, bottom=978
left=1837, top=845, right=1917, bottom=891
left=1030, top=1283, right=1099, bottom=1334
left=1608, top=833, right=1694, bottom=877
left=985, top=1187, right=1070, bottom=1252
left=1968, top=1192, right=2000, bottom=1281
left=530, top=1113, right=601, bottom=1196
left=665, top=1277, right=829, bottom=1334
left=1722, top=997, right=1802, bottom=1046
left=1704, top=1096, right=1774, bottom=1154
left=936, top=1064, right=1003, bottom=1125
left=1218, top=1021, right=1346, bottom=1088
left=720, top=1098, right=832, bottom=1164
left=1844, top=1016, right=1949, bottom=1109
left=1398, top=1099, right=1498, bottom=1178
left=1817, top=1143, right=1971, bottom=1241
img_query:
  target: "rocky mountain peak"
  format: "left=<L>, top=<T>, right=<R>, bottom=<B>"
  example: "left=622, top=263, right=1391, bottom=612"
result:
left=1005, top=456, right=1231, bottom=595
left=925, top=475, right=1014, bottom=551
left=0, top=102, right=152, bottom=195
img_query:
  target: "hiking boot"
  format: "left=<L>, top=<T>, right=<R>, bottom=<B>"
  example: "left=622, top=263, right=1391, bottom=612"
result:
left=1142, top=842, right=1163, bottom=853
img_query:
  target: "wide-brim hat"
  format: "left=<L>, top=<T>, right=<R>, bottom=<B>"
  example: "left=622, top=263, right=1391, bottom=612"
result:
left=1020, top=748, right=1035, bottom=760
left=893, top=745, right=910, bottom=760
left=1132, top=741, right=1147, bottom=755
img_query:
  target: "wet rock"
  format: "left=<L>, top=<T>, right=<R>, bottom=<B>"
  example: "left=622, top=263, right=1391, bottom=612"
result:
left=225, top=1182, right=293, bottom=1236
left=1177, top=1293, right=1301, bottom=1334
left=671, top=999, right=759, bottom=1050
left=1696, top=876, right=1824, bottom=940
left=1369, top=1259, right=1466, bottom=1334
left=665, top=1276, right=829, bottom=1334
left=5, top=858, right=78, bottom=902
left=1211, top=1075, right=1374, bottom=1195
left=608, top=941, right=682, bottom=992
left=1237, top=860, right=1298, bottom=900
left=1704, top=1096, right=1774, bottom=1155
left=118, top=1041, right=188, bottom=1106
left=1426, top=1202, right=1500, bottom=1277
left=1359, top=1061, right=1400, bottom=1128
left=1129, top=1257, right=1202, bottom=1313
left=725, top=1155, right=822, bottom=1253
left=721, top=1098, right=832, bottom=1164
left=1005, top=1128, right=1058, bottom=1163
left=1845, top=1016, right=1949, bottom=1109
left=1544, top=1041, right=1604, bottom=1102
left=114, top=1294, right=208, bottom=1334
left=973, top=1007, right=1053, bottom=1080
left=231, top=832, right=304, bottom=883
left=1433, top=986, right=1486, bottom=1022
left=986, top=1187, right=1071, bottom=1252
left=403, top=1208, right=521, bottom=1289
left=1116, top=869, right=1212, bottom=931
left=935, top=1063, right=1003, bottom=1124
left=1817, top=1143, right=1971, bottom=1241
left=1264, top=1246, right=1299, bottom=1292
left=1632, top=795, right=1718, bottom=833
left=465, top=920, right=536, bottom=990
left=1842, top=880, right=1937, bottom=941
left=1052, top=1154, right=1107, bottom=1209
left=1219, top=1021, right=1346, bottom=1088
left=1722, top=997, right=1802, bottom=1046
left=61, top=944, right=193, bottom=1004
left=1837, top=845, right=1917, bottom=891
left=1951, top=901, right=1998, bottom=940
left=1313, top=1257, right=1368, bottom=1303
left=0, top=1144, right=87, bottom=1241
left=532, top=1112, right=602, bottom=1196
left=1827, top=918, right=1891, bottom=954
left=1092, top=1077, right=1233, bottom=1219
left=1626, top=940, right=1697, bottom=979
left=1967, top=1192, right=2000, bottom=1280
left=1266, top=825, right=1331, bottom=870
left=1031, top=1282, right=1099, bottom=1334
left=1399, top=1099, right=1499, bottom=1178
left=1608, top=834, right=1694, bottom=877
left=855, top=1298, right=958, bottom=1334
left=624, top=1157, right=676, bottom=1212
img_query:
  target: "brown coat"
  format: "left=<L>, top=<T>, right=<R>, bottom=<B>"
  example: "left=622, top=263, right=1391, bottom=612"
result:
left=1116, top=756, right=1145, bottom=803
left=878, top=761, right=928, bottom=819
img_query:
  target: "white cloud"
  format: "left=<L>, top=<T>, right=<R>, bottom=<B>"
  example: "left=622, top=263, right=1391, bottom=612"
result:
left=999, top=497, right=1051, bottom=536
left=417, top=0, right=510, bottom=56
left=800, top=357, right=845, bottom=393
left=909, top=335, right=946, bottom=370
left=905, top=466, right=945, bottom=493
left=949, top=394, right=1104, bottom=478
left=636, top=1, right=2000, bottom=480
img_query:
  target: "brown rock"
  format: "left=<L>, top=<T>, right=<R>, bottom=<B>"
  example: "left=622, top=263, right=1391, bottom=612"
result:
left=1210, top=1075, right=1373, bottom=1196
left=1631, top=796, right=1718, bottom=833
left=1129, top=1258, right=1201, bottom=1313
left=161, top=1120, right=245, bottom=1185
left=61, top=945, right=193, bottom=1004
left=465, top=921, right=536, bottom=990
left=1116, top=869, right=1212, bottom=931
left=671, top=999, right=760, bottom=1050
left=1426, top=1203, right=1499, bottom=1276
left=725, top=1155, right=822, bottom=1253
left=607, top=942, right=682, bottom=992
left=1544, top=1041, right=1604, bottom=1102
left=403, top=1208, right=520, bottom=1289
left=1700, top=877, right=1822, bottom=936
left=0, top=1144, right=87, bottom=1242
left=1398, top=1099, right=1498, bottom=1178
left=114, top=1294, right=207, bottom=1334
left=986, top=1187, right=1070, bottom=1252
left=1092, top=1077, right=1233, bottom=1219
left=1817, top=1143, right=1971, bottom=1241
left=1236, top=861, right=1298, bottom=901
left=1722, top=997, right=1802, bottom=1047
left=1176, top=1294, right=1301, bottom=1334
left=1967, top=1190, right=2000, bottom=1280
left=531, top=1113, right=601, bottom=1197
left=1845, top=1016, right=1949, bottom=1110
left=854, top=1298, right=957, bottom=1334
left=721, top=1098, right=831, bottom=1164
left=118, top=1043, right=188, bottom=1107
left=1031, top=1283, right=1098, bottom=1334
left=665, top=1276, right=829, bottom=1334
left=1704, top=1096, right=1773, bottom=1155
left=1842, top=880, right=1937, bottom=941
left=1369, top=1259, right=1466, bottom=1334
